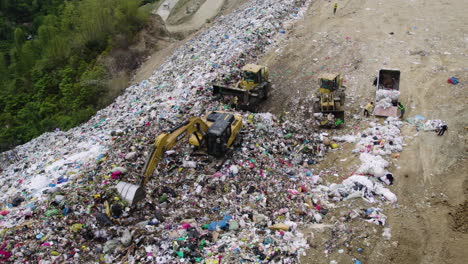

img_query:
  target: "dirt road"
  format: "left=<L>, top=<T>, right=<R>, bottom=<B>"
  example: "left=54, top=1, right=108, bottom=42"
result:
left=258, top=0, right=467, bottom=263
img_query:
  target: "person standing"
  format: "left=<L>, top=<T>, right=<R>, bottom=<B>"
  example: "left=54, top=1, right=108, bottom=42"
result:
left=333, top=3, right=338, bottom=15
left=437, top=124, right=448, bottom=136
left=398, top=102, right=406, bottom=119
left=364, top=102, right=374, bottom=117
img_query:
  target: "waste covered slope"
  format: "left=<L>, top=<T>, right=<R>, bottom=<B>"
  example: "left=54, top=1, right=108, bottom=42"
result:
left=0, top=1, right=328, bottom=263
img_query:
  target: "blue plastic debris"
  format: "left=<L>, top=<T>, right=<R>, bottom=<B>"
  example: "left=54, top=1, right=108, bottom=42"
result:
left=57, top=176, right=68, bottom=184
left=63, top=207, right=71, bottom=216
left=96, top=154, right=105, bottom=162
left=208, top=215, right=232, bottom=231
left=448, top=77, right=459, bottom=84
left=263, top=237, right=274, bottom=245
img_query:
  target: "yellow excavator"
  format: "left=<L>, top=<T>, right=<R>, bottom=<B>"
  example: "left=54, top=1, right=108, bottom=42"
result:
left=212, top=64, right=270, bottom=112
left=313, top=73, right=346, bottom=127
left=116, top=111, right=243, bottom=205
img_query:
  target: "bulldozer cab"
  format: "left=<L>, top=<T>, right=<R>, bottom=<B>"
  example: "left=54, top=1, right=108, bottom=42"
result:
left=318, top=73, right=342, bottom=93
left=240, top=64, right=268, bottom=90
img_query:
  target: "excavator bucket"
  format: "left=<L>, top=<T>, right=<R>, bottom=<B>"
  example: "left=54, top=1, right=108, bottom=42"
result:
left=116, top=182, right=145, bottom=205
left=115, top=145, right=159, bottom=206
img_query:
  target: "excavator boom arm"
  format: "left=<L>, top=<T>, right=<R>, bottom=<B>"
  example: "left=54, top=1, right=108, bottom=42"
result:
left=141, top=117, right=209, bottom=186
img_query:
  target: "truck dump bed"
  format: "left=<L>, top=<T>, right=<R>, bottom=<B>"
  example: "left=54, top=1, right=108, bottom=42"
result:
left=374, top=69, right=400, bottom=117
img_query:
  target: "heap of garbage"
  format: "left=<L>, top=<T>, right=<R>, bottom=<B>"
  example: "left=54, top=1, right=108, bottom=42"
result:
left=0, top=1, right=334, bottom=263
left=0, top=0, right=405, bottom=262
left=406, top=115, right=447, bottom=132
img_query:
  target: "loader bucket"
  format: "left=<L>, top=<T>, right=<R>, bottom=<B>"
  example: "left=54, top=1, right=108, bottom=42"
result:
left=116, top=181, right=145, bottom=206
left=320, top=111, right=345, bottom=127
left=330, top=111, right=345, bottom=124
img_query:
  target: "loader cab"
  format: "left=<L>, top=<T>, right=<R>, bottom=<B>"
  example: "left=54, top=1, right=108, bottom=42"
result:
left=318, top=73, right=342, bottom=93
left=240, top=64, right=268, bottom=90
left=205, top=112, right=235, bottom=156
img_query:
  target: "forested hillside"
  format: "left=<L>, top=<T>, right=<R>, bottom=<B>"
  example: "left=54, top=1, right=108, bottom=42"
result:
left=0, top=0, right=158, bottom=151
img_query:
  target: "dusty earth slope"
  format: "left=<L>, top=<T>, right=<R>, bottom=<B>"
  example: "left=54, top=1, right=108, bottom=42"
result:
left=256, top=0, right=467, bottom=263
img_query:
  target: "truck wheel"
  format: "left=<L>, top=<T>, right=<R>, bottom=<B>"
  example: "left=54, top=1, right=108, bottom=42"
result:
left=263, top=83, right=271, bottom=100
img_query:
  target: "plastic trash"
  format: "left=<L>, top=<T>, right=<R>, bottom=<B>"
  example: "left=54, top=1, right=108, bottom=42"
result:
left=207, top=215, right=232, bottom=231
left=44, top=209, right=60, bottom=217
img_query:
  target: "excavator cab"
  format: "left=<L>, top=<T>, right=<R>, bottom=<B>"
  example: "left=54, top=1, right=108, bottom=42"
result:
left=204, top=112, right=237, bottom=156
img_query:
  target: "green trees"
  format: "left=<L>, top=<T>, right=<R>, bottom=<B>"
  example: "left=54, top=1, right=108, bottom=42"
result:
left=0, top=0, right=153, bottom=151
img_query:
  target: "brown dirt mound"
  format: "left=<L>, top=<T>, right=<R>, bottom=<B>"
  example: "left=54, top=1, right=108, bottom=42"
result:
left=451, top=200, right=468, bottom=233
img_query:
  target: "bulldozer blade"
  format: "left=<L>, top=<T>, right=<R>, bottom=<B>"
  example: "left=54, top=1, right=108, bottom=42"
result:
left=213, top=84, right=245, bottom=97
left=116, top=181, right=146, bottom=206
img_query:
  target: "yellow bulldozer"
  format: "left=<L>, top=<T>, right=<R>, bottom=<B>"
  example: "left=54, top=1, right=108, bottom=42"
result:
left=313, top=73, right=346, bottom=127
left=212, top=64, right=271, bottom=112
left=116, top=111, right=243, bottom=205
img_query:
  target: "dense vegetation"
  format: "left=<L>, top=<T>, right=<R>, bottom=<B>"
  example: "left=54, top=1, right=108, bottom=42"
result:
left=0, top=0, right=157, bottom=152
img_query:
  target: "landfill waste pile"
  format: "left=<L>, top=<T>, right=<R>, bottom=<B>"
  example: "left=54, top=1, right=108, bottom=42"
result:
left=304, top=117, right=404, bottom=263
left=331, top=118, right=403, bottom=209
left=0, top=0, right=408, bottom=262
left=407, top=115, right=447, bottom=132
left=0, top=0, right=332, bottom=263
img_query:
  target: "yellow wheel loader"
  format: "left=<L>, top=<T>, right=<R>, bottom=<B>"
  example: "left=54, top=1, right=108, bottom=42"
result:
left=313, top=73, right=346, bottom=128
left=212, top=64, right=271, bottom=112
left=116, top=111, right=243, bottom=205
